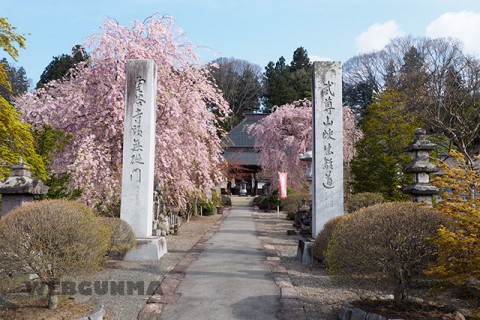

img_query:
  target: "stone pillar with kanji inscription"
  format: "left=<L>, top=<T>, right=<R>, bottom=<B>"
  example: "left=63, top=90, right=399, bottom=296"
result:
left=312, top=61, right=344, bottom=238
left=120, top=60, right=166, bottom=260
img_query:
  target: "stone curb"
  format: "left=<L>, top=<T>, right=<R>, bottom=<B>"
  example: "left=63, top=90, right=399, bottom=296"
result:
left=136, top=209, right=231, bottom=320
left=253, top=211, right=307, bottom=320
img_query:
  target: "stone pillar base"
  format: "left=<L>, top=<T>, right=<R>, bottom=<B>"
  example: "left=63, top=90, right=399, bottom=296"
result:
left=124, top=237, right=167, bottom=261
left=296, top=238, right=315, bottom=264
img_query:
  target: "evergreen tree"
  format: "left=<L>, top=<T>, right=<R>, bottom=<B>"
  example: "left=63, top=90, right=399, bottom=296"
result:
left=36, top=44, right=89, bottom=88
left=31, top=124, right=82, bottom=199
left=290, top=47, right=311, bottom=72
left=0, top=58, right=29, bottom=104
left=397, top=46, right=429, bottom=113
left=343, top=80, right=374, bottom=119
left=350, top=89, right=419, bottom=200
left=263, top=47, right=312, bottom=111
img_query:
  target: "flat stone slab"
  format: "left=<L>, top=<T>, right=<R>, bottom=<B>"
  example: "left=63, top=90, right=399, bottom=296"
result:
left=124, top=237, right=167, bottom=261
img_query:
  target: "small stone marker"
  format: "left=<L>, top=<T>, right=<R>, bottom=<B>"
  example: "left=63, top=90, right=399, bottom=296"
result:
left=312, top=61, right=344, bottom=238
left=120, top=59, right=166, bottom=260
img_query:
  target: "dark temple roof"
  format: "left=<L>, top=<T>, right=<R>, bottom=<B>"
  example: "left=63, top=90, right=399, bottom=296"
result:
left=222, top=113, right=268, bottom=167
left=223, top=113, right=267, bottom=148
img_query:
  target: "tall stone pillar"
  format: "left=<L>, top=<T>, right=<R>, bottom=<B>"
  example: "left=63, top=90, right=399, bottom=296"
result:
left=312, top=61, right=344, bottom=238
left=120, top=60, right=166, bottom=260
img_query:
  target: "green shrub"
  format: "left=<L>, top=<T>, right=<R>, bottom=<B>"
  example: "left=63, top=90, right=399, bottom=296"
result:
left=312, top=215, right=344, bottom=261
left=97, top=217, right=136, bottom=257
left=211, top=191, right=222, bottom=207
left=199, top=199, right=215, bottom=215
left=260, top=196, right=276, bottom=211
left=0, top=200, right=109, bottom=309
left=326, top=202, right=447, bottom=304
left=345, top=192, right=384, bottom=213
left=256, top=191, right=281, bottom=211
left=281, top=191, right=311, bottom=220
left=253, top=195, right=265, bottom=207
left=221, top=195, right=232, bottom=206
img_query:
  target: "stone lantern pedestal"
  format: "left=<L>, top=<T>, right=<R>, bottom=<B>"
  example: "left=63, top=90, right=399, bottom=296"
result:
left=297, top=151, right=315, bottom=263
left=0, top=158, right=49, bottom=217
left=403, top=128, right=439, bottom=206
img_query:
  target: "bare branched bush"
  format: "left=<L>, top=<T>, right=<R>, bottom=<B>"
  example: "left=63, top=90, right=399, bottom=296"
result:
left=326, top=202, right=448, bottom=304
left=0, top=200, right=109, bottom=309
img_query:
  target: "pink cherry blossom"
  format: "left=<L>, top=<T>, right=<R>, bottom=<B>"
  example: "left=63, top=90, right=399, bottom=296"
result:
left=17, top=16, right=230, bottom=209
left=248, top=100, right=362, bottom=190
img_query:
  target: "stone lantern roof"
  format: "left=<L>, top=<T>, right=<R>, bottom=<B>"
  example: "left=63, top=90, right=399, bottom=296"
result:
left=0, top=157, right=49, bottom=195
left=404, top=128, right=437, bottom=152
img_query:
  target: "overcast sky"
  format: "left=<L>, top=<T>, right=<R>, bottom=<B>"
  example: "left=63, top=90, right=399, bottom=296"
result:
left=3, top=0, right=480, bottom=86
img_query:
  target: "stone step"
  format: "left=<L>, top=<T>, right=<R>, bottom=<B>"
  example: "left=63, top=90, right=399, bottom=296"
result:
left=230, top=196, right=254, bottom=207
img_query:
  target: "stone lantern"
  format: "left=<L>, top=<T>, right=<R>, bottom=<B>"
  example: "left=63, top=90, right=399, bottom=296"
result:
left=403, top=128, right=439, bottom=206
left=0, top=157, right=49, bottom=217
left=297, top=150, right=314, bottom=263
left=299, top=151, right=313, bottom=190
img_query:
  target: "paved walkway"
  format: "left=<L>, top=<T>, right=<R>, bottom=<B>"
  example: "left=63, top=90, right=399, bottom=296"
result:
left=159, top=206, right=280, bottom=320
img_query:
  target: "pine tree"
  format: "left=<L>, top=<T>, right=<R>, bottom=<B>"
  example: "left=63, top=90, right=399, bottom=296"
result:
left=36, top=45, right=89, bottom=88
left=350, top=89, right=419, bottom=200
left=263, top=47, right=312, bottom=111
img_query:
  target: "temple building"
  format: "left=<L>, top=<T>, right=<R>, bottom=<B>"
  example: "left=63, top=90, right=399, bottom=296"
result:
left=222, top=113, right=268, bottom=196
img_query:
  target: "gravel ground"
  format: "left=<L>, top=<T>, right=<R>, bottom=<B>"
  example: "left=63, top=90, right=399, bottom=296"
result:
left=4, top=206, right=475, bottom=319
left=253, top=209, right=359, bottom=320
left=80, top=212, right=224, bottom=320
left=253, top=209, right=480, bottom=320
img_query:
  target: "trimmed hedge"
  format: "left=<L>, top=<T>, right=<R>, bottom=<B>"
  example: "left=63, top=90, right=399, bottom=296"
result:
left=0, top=200, right=109, bottom=309
left=327, top=202, right=447, bottom=303
left=312, top=215, right=344, bottom=262
left=281, top=191, right=311, bottom=220
left=97, top=217, right=136, bottom=257
left=345, top=192, right=384, bottom=213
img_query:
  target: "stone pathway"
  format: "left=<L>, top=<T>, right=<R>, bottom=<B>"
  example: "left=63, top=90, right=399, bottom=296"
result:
left=138, top=206, right=305, bottom=320
left=160, top=206, right=278, bottom=319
